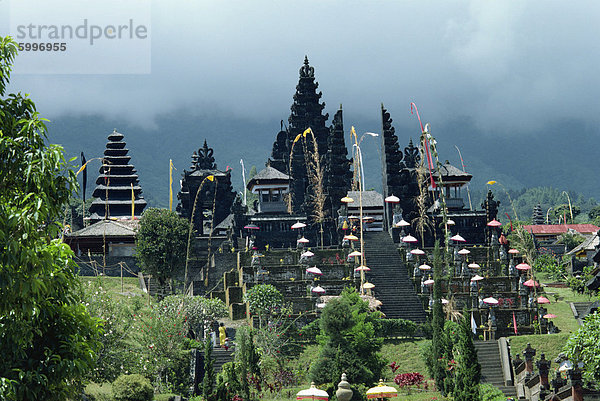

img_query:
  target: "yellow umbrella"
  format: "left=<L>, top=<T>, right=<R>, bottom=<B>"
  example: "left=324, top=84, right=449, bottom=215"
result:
left=366, top=380, right=397, bottom=399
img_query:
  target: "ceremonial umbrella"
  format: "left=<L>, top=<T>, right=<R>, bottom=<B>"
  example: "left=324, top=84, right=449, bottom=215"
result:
left=410, top=248, right=425, bottom=255
left=523, top=279, right=540, bottom=287
left=355, top=265, right=371, bottom=272
left=458, top=249, right=471, bottom=255
left=297, top=383, right=329, bottom=401
left=341, top=196, right=354, bottom=203
left=292, top=221, right=307, bottom=229
left=298, top=237, right=310, bottom=244
left=311, top=286, right=326, bottom=294
left=301, top=251, right=315, bottom=258
left=385, top=195, right=400, bottom=203
left=543, top=313, right=557, bottom=319
left=366, top=380, right=398, bottom=400
left=363, top=282, right=375, bottom=289
left=244, top=224, right=260, bottom=230
left=348, top=251, right=362, bottom=257
left=468, top=263, right=481, bottom=269
left=516, top=263, right=531, bottom=271
left=395, top=219, right=410, bottom=227
left=537, top=296, right=551, bottom=304
left=483, top=297, right=499, bottom=305
left=344, top=234, right=359, bottom=241
left=508, top=249, right=520, bottom=254
left=423, top=278, right=435, bottom=285
left=447, top=219, right=456, bottom=226
left=451, top=233, right=466, bottom=242
left=471, top=274, right=484, bottom=281
left=402, top=234, right=418, bottom=243
left=306, top=267, right=323, bottom=275
left=487, top=219, right=502, bottom=227
left=419, top=264, right=432, bottom=271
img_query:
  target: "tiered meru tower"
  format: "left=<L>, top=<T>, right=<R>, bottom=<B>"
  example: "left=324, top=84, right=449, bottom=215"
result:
left=88, top=130, right=147, bottom=222
left=380, top=105, right=420, bottom=230
left=177, top=140, right=236, bottom=234
left=269, top=56, right=351, bottom=222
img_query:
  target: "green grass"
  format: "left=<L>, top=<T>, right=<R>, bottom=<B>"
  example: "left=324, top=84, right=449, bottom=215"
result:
left=508, top=333, right=571, bottom=363
left=380, top=339, right=431, bottom=380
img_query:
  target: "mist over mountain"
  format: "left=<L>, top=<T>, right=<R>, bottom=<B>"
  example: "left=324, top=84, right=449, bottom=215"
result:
left=46, top=108, right=600, bottom=212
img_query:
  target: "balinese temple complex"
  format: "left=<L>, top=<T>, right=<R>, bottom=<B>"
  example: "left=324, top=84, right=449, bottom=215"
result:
left=64, top=57, right=597, bottom=401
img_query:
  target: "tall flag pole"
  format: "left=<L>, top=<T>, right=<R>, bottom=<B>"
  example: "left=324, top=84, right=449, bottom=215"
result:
left=240, top=159, right=247, bottom=206
left=80, top=152, right=87, bottom=226
left=410, top=103, right=436, bottom=188
left=81, top=152, right=87, bottom=201
left=131, top=183, right=135, bottom=220
left=169, top=159, right=174, bottom=211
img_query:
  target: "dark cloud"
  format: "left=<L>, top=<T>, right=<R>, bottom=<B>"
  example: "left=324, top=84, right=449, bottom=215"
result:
left=3, top=0, right=600, bottom=135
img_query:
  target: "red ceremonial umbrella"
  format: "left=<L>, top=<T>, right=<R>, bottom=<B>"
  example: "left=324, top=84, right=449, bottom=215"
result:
left=487, top=219, right=502, bottom=227
left=244, top=224, right=260, bottom=230
left=311, top=286, right=326, bottom=294
left=306, top=267, right=323, bottom=275
left=516, top=263, right=531, bottom=271
left=402, top=234, right=418, bottom=243
left=483, top=297, right=499, bottom=305
left=523, top=279, right=540, bottom=287
left=451, top=233, right=466, bottom=242
left=292, top=221, right=307, bottom=229
left=543, top=313, right=557, bottom=319
left=537, top=296, right=550, bottom=304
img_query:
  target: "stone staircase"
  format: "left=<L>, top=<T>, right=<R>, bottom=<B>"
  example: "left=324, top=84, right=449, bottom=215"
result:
left=363, top=231, right=426, bottom=322
left=474, top=340, right=517, bottom=397
left=212, top=347, right=234, bottom=373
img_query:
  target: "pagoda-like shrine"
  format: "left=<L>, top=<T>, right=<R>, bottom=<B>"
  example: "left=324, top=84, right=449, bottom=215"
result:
left=88, top=129, right=147, bottom=222
left=267, top=57, right=351, bottom=245
left=379, top=108, right=496, bottom=245
left=177, top=140, right=236, bottom=234
left=269, top=57, right=350, bottom=216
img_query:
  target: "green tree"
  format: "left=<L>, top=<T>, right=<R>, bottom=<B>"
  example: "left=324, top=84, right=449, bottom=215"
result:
left=244, top=284, right=284, bottom=327
left=453, top=315, right=481, bottom=401
left=310, top=288, right=384, bottom=387
left=0, top=36, right=101, bottom=400
left=428, top=241, right=452, bottom=395
left=159, top=294, right=228, bottom=339
left=551, top=203, right=581, bottom=224
left=564, top=311, right=600, bottom=385
left=136, top=208, right=188, bottom=289
left=202, top=337, right=215, bottom=400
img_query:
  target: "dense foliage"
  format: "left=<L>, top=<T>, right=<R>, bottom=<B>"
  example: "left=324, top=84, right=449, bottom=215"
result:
left=136, top=208, right=188, bottom=287
left=310, top=288, right=385, bottom=387
left=244, top=284, right=284, bottom=326
left=112, top=374, right=154, bottom=401
left=565, top=311, right=600, bottom=386
left=0, top=36, right=101, bottom=400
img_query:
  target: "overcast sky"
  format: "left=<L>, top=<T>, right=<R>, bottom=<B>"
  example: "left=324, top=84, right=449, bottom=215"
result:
left=2, top=0, right=600, bottom=136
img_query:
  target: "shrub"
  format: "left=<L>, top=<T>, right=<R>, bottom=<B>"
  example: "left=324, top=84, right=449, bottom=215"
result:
left=480, top=383, right=505, bottom=401
left=394, top=372, right=424, bottom=390
left=376, top=318, right=418, bottom=338
left=112, top=374, right=154, bottom=401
